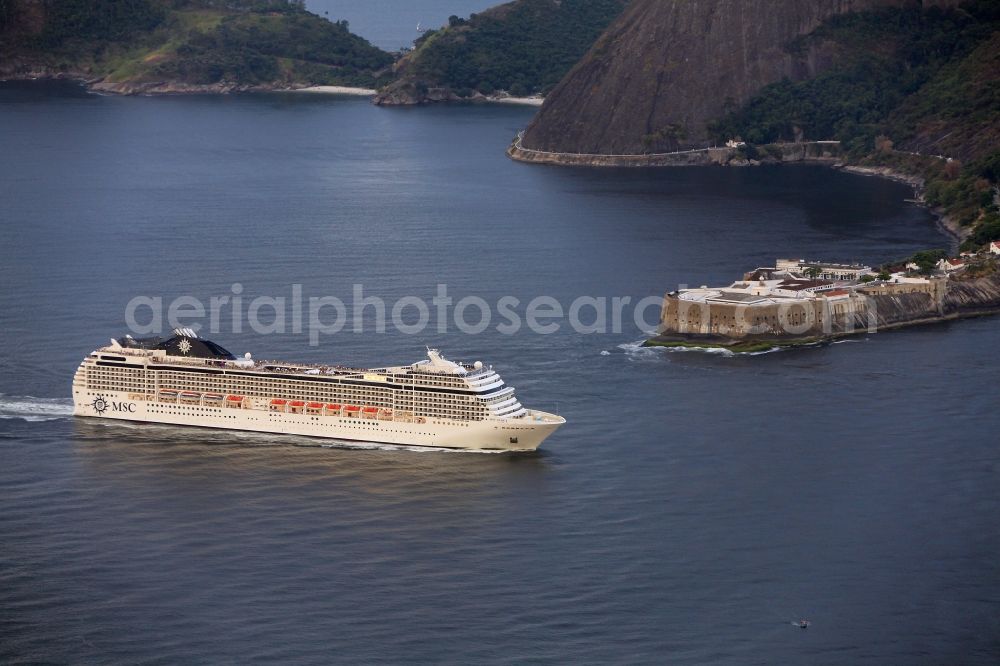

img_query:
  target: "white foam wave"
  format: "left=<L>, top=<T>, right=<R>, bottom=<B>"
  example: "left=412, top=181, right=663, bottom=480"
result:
left=0, top=394, right=75, bottom=422
left=616, top=339, right=798, bottom=358
left=617, top=340, right=674, bottom=356
left=616, top=340, right=736, bottom=359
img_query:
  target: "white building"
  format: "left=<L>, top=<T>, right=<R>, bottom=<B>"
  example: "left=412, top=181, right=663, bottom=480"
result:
left=774, top=258, right=872, bottom=281
left=937, top=257, right=966, bottom=273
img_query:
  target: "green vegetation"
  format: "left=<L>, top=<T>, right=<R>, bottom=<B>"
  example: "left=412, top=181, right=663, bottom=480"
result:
left=960, top=257, right=999, bottom=279
left=1, top=0, right=393, bottom=89
left=707, top=1, right=1000, bottom=250
left=145, top=9, right=391, bottom=86
left=855, top=148, right=1000, bottom=251
left=29, top=0, right=167, bottom=46
left=910, top=249, right=948, bottom=275
left=709, top=3, right=1000, bottom=155
left=397, top=0, right=627, bottom=96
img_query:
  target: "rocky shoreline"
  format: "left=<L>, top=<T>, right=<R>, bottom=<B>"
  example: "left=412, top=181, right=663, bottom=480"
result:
left=507, top=136, right=844, bottom=167
left=2, top=70, right=544, bottom=106
left=836, top=164, right=967, bottom=247
left=372, top=80, right=544, bottom=107
left=0, top=68, right=337, bottom=96
left=646, top=305, right=1000, bottom=354
left=507, top=132, right=966, bottom=251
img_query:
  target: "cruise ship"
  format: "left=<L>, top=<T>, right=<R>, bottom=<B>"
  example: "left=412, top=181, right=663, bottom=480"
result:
left=72, top=330, right=565, bottom=451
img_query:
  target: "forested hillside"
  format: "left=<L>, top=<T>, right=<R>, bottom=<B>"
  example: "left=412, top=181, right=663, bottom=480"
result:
left=0, top=0, right=393, bottom=91
left=708, top=3, right=999, bottom=161
left=375, top=0, right=626, bottom=104
left=707, top=1, right=1000, bottom=249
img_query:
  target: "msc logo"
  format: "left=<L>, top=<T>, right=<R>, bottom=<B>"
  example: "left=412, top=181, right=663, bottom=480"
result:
left=91, top=395, right=136, bottom=415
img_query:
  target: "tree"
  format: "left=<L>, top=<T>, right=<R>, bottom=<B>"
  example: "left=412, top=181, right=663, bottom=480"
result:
left=911, top=249, right=947, bottom=275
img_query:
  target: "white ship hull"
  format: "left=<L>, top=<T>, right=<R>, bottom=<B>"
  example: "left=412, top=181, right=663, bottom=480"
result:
left=71, top=390, right=562, bottom=451
left=72, top=335, right=565, bottom=452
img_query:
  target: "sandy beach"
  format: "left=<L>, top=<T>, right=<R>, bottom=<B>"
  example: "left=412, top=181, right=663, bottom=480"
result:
left=296, top=85, right=545, bottom=106
left=295, top=85, right=377, bottom=96
left=487, top=95, right=545, bottom=106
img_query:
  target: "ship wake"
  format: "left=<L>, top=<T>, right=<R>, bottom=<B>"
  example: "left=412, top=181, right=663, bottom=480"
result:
left=0, top=394, right=75, bottom=422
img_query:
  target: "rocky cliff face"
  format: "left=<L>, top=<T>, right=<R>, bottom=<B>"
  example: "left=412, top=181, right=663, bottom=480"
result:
left=943, top=272, right=1000, bottom=313
left=520, top=0, right=941, bottom=154
left=845, top=272, right=1000, bottom=330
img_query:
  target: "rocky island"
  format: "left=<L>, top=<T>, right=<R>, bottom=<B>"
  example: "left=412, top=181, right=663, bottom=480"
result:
left=646, top=249, right=1000, bottom=353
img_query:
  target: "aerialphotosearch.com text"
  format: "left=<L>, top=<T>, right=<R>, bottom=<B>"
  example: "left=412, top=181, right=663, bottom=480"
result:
left=125, top=283, right=667, bottom=344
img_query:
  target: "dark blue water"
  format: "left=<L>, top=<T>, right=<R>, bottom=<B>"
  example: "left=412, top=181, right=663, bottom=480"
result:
left=1, top=81, right=998, bottom=664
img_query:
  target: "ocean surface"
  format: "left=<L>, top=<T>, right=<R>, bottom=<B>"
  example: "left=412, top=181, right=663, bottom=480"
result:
left=305, top=0, right=499, bottom=51
left=1, top=80, right=999, bottom=664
